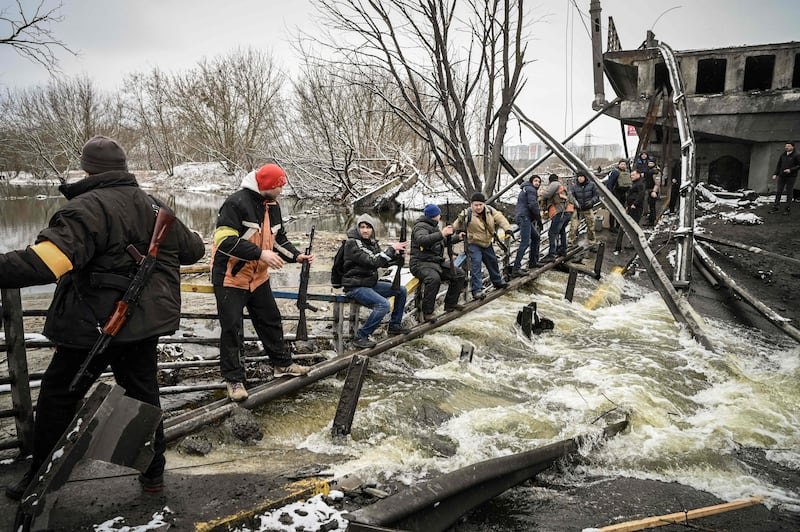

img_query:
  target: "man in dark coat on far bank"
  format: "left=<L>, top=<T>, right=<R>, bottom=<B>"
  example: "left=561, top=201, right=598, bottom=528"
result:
left=0, top=136, right=206, bottom=500
left=770, top=141, right=800, bottom=215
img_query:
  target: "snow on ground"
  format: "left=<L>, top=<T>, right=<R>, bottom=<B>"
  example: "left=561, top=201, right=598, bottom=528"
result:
left=93, top=508, right=173, bottom=532
left=139, top=162, right=241, bottom=192
left=719, top=211, right=763, bottom=224
left=235, top=491, right=348, bottom=532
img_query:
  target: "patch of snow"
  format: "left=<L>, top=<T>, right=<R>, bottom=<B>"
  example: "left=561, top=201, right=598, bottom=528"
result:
left=236, top=492, right=348, bottom=532
left=138, top=162, right=241, bottom=192
left=719, top=211, right=763, bottom=225
left=93, top=507, right=173, bottom=531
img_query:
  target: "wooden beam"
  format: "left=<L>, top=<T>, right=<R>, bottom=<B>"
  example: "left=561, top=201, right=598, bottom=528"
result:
left=597, top=496, right=765, bottom=531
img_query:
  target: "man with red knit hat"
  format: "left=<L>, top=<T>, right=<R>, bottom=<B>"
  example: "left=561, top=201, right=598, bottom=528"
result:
left=212, top=163, right=313, bottom=402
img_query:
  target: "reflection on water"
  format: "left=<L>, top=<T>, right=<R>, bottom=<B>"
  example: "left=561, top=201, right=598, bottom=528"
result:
left=0, top=184, right=412, bottom=253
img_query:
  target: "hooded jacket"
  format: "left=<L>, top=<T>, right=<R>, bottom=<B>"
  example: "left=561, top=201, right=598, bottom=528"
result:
left=514, top=181, right=541, bottom=222
left=341, top=214, right=398, bottom=289
left=211, top=170, right=301, bottom=289
left=0, top=171, right=205, bottom=348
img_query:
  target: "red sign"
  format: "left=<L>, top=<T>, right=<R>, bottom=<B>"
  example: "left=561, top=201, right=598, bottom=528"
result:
left=626, top=125, right=638, bottom=136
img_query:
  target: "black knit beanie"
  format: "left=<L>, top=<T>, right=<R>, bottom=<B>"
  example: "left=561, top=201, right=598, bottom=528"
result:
left=470, top=192, right=486, bottom=203
left=548, top=174, right=559, bottom=183
left=80, top=135, right=128, bottom=174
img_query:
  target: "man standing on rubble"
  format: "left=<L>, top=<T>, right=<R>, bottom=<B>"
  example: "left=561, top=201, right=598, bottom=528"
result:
left=212, top=163, right=312, bottom=403
left=606, top=160, right=631, bottom=231
left=770, top=141, right=800, bottom=215
left=512, top=174, right=543, bottom=277
left=569, top=172, right=599, bottom=247
left=1, top=135, right=205, bottom=499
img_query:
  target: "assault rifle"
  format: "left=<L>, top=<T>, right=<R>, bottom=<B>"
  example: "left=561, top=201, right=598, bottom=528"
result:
left=295, top=225, right=318, bottom=341
left=69, top=207, right=176, bottom=393
left=445, top=200, right=455, bottom=275
left=391, top=204, right=407, bottom=291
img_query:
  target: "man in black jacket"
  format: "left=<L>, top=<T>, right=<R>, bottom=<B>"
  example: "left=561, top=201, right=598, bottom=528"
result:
left=568, top=172, right=599, bottom=246
left=211, top=164, right=313, bottom=403
left=0, top=136, right=205, bottom=499
left=342, top=214, right=410, bottom=348
left=626, top=170, right=646, bottom=223
left=410, top=204, right=465, bottom=321
left=770, top=142, right=800, bottom=215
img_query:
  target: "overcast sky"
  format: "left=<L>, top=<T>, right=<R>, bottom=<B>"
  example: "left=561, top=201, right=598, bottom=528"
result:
left=1, top=0, right=797, bottom=147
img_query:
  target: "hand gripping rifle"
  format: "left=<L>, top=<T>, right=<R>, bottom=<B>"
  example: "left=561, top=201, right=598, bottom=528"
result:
left=69, top=207, right=176, bottom=393
left=295, top=225, right=318, bottom=341
left=445, top=200, right=455, bottom=275
left=391, top=204, right=407, bottom=291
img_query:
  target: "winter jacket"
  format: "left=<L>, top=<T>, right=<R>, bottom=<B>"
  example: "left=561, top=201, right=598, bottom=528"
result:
left=626, top=177, right=646, bottom=212
left=642, top=164, right=661, bottom=191
left=570, top=180, right=599, bottom=211
left=211, top=170, right=300, bottom=290
left=453, top=205, right=511, bottom=248
left=514, top=181, right=541, bottom=222
left=341, top=214, right=398, bottom=289
left=0, top=171, right=205, bottom=348
left=541, top=181, right=576, bottom=218
left=410, top=215, right=460, bottom=270
left=774, top=149, right=800, bottom=178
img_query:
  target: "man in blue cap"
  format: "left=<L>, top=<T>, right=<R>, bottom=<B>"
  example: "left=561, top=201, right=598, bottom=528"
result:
left=410, top=204, right=466, bottom=321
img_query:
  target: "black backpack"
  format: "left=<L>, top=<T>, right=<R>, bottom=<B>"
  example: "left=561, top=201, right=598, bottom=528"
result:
left=330, top=240, right=347, bottom=288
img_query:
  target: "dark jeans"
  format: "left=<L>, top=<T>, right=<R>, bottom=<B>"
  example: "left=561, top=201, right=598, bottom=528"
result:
left=411, top=262, right=466, bottom=314
left=468, top=243, right=503, bottom=294
left=34, top=338, right=165, bottom=479
left=513, top=216, right=541, bottom=269
left=347, top=281, right=407, bottom=338
left=647, top=192, right=657, bottom=223
left=668, top=181, right=680, bottom=213
left=775, top=175, right=797, bottom=207
left=547, top=212, right=570, bottom=256
left=214, top=281, right=292, bottom=383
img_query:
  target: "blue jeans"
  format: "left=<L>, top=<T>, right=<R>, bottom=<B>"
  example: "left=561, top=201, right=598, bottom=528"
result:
left=559, top=211, right=573, bottom=253
left=468, top=243, right=503, bottom=294
left=347, top=281, right=407, bottom=339
left=547, top=212, right=571, bottom=256
left=513, top=216, right=541, bottom=269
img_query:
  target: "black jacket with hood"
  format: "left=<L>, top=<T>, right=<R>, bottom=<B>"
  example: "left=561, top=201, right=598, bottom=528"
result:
left=341, top=214, right=398, bottom=289
left=0, top=171, right=205, bottom=348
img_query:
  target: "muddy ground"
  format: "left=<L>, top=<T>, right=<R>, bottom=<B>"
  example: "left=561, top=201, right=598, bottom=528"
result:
left=2, top=197, right=799, bottom=531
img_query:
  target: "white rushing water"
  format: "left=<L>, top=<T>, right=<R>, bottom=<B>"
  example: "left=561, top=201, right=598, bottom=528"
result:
left=249, top=268, right=799, bottom=522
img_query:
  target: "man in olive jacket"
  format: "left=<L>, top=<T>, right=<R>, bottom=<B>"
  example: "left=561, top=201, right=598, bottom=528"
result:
left=410, top=204, right=466, bottom=321
left=453, top=193, right=511, bottom=298
left=0, top=136, right=205, bottom=499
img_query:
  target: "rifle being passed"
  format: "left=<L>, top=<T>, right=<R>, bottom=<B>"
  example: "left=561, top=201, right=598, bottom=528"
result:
left=69, top=206, right=176, bottom=393
left=391, top=204, right=407, bottom=291
left=295, top=225, right=318, bottom=341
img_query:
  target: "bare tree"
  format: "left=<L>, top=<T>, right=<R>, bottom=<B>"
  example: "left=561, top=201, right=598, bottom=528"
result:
left=0, top=0, right=75, bottom=72
left=124, top=68, right=182, bottom=175
left=169, top=47, right=286, bottom=174
left=288, top=61, right=422, bottom=200
left=0, top=75, right=120, bottom=178
left=305, top=0, right=528, bottom=199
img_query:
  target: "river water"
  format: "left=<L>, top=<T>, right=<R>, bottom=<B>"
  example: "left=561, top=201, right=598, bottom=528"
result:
left=2, top=183, right=799, bottom=527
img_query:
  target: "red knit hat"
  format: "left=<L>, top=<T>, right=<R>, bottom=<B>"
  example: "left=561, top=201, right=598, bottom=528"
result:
left=255, top=164, right=287, bottom=191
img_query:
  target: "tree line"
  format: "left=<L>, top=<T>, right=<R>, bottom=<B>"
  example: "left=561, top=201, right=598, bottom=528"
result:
left=1, top=0, right=530, bottom=202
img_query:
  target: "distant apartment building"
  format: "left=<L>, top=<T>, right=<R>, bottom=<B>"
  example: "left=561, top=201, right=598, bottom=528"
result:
left=503, top=142, right=621, bottom=163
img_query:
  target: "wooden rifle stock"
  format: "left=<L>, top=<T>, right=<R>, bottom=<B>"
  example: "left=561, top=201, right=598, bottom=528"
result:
left=391, top=204, right=406, bottom=291
left=69, top=207, right=176, bottom=392
left=295, top=225, right=318, bottom=341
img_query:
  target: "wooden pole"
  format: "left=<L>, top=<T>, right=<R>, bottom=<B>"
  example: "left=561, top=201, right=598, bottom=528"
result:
left=1, top=288, right=34, bottom=454
left=597, top=496, right=765, bottom=531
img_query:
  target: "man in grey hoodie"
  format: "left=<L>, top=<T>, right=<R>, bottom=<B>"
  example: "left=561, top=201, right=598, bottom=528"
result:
left=341, top=214, right=410, bottom=348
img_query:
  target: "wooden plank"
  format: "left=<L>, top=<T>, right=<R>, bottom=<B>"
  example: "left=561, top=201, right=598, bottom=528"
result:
left=1, top=288, right=34, bottom=455
left=598, top=497, right=765, bottom=531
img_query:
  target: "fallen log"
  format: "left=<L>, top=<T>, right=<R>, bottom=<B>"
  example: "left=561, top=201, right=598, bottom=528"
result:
left=695, top=233, right=800, bottom=268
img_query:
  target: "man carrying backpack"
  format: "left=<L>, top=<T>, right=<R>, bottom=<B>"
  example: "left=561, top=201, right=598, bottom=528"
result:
left=606, top=160, right=631, bottom=231
left=410, top=204, right=466, bottom=322
left=341, top=214, right=410, bottom=348
left=541, top=174, right=574, bottom=262
left=453, top=193, right=511, bottom=299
